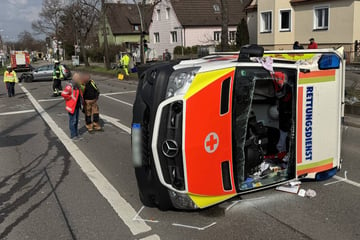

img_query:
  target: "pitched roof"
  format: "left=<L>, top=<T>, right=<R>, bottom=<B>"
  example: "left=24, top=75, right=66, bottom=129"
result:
left=105, top=3, right=154, bottom=35
left=170, top=0, right=252, bottom=27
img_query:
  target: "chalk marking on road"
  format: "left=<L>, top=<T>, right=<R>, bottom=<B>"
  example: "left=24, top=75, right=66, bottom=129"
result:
left=226, top=197, right=266, bottom=211
left=139, top=234, right=161, bottom=240
left=0, top=109, right=36, bottom=116
left=38, top=98, right=63, bottom=102
left=332, top=173, right=360, bottom=188
left=102, top=95, right=133, bottom=107
left=133, top=206, right=160, bottom=223
left=101, top=114, right=131, bottom=134
left=324, top=171, right=348, bottom=186
left=172, top=222, right=217, bottom=231
left=19, top=84, right=151, bottom=236
left=102, top=91, right=136, bottom=96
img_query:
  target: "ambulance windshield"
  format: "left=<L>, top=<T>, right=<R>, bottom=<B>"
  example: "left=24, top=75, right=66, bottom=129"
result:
left=232, top=67, right=297, bottom=191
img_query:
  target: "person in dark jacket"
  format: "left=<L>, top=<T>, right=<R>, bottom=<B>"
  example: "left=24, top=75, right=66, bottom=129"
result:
left=80, top=74, right=102, bottom=133
left=293, top=41, right=304, bottom=50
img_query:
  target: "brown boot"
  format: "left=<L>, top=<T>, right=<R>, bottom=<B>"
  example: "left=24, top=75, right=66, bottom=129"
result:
left=93, top=122, right=103, bottom=131
left=86, top=123, right=94, bottom=133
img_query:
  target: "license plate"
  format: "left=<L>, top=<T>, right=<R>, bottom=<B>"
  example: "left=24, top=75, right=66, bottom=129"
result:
left=132, top=123, right=142, bottom=167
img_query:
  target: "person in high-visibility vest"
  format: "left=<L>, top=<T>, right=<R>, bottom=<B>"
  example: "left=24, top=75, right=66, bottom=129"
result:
left=80, top=74, right=102, bottom=133
left=52, top=60, right=64, bottom=97
left=120, top=54, right=130, bottom=76
left=3, top=66, right=18, bottom=97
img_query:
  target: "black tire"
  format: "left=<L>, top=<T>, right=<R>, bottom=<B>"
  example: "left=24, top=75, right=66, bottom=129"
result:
left=139, top=190, right=155, bottom=208
left=25, top=75, right=33, bottom=83
left=135, top=166, right=173, bottom=211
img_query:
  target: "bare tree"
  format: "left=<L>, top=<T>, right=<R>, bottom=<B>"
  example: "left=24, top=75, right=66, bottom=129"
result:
left=220, top=0, right=229, bottom=51
left=135, top=0, right=161, bottom=64
left=79, top=0, right=110, bottom=69
left=67, top=0, right=101, bottom=66
left=32, top=0, right=65, bottom=39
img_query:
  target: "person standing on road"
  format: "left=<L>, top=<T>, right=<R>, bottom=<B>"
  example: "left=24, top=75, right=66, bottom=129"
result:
left=164, top=49, right=171, bottom=61
left=3, top=66, right=18, bottom=97
left=120, top=53, right=130, bottom=76
left=293, top=41, right=304, bottom=50
left=61, top=73, right=82, bottom=140
left=52, top=60, right=64, bottom=97
left=308, top=38, right=318, bottom=49
left=81, top=74, right=102, bottom=133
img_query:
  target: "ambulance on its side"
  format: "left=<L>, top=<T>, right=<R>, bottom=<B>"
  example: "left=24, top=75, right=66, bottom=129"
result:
left=132, top=45, right=345, bottom=210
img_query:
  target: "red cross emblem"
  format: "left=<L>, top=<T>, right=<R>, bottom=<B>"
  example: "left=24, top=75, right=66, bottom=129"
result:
left=204, top=132, right=219, bottom=153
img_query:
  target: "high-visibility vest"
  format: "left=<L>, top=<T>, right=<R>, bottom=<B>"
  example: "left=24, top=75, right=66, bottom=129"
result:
left=53, top=65, right=64, bottom=80
left=4, top=71, right=18, bottom=83
left=61, top=84, right=80, bottom=114
left=121, top=55, right=130, bottom=66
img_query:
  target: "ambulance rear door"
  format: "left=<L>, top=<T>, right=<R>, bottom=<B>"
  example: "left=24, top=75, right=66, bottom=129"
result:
left=295, top=51, right=343, bottom=179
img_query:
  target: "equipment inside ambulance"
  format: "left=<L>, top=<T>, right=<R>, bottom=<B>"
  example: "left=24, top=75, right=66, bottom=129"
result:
left=132, top=45, right=344, bottom=210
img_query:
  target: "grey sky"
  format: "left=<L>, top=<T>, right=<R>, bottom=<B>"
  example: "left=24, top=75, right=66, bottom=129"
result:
left=0, top=0, right=43, bottom=41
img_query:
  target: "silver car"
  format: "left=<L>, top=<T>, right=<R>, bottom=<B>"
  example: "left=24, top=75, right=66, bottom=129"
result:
left=21, top=64, right=71, bottom=82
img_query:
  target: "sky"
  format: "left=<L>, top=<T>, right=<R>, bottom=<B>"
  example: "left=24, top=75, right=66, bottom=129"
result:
left=0, top=0, right=43, bottom=41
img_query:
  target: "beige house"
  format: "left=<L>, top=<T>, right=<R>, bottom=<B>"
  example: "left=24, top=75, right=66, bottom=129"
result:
left=247, top=0, right=360, bottom=54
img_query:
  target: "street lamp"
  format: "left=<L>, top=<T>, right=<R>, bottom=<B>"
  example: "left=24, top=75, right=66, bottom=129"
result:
left=174, top=26, right=184, bottom=56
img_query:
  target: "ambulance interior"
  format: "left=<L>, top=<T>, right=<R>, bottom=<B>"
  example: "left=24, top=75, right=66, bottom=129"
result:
left=232, top=67, right=297, bottom=191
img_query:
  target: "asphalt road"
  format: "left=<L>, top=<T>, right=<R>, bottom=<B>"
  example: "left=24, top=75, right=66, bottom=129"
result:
left=0, top=71, right=359, bottom=240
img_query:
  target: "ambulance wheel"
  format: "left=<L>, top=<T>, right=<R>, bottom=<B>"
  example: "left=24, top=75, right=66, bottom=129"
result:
left=135, top=166, right=173, bottom=211
left=139, top=190, right=155, bottom=208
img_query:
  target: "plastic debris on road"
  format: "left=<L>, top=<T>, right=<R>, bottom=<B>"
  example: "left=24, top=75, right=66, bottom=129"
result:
left=305, top=189, right=317, bottom=198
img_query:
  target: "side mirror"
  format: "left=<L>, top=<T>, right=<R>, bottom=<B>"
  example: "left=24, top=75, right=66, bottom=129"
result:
left=318, top=54, right=341, bottom=70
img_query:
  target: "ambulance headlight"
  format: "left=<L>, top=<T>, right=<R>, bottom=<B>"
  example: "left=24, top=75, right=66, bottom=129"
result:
left=166, top=67, right=200, bottom=98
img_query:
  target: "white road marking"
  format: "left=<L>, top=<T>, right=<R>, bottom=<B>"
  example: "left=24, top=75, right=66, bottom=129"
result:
left=133, top=206, right=160, bottom=223
left=102, top=91, right=136, bottom=96
left=0, top=109, right=35, bottom=116
left=324, top=171, right=348, bottom=186
left=38, top=98, right=63, bottom=102
left=19, top=84, right=151, bottom=236
left=101, top=114, right=131, bottom=134
left=140, top=234, right=161, bottom=240
left=333, top=176, right=360, bottom=188
left=172, top=222, right=217, bottom=231
left=102, top=95, right=134, bottom=107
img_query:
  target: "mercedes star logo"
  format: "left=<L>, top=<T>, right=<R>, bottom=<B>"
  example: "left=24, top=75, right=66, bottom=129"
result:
left=162, top=140, right=179, bottom=158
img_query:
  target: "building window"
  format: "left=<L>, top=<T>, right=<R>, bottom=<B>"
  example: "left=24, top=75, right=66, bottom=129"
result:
left=156, top=9, right=161, bottom=21
left=214, top=31, right=221, bottom=41
left=170, top=31, right=177, bottom=43
left=229, top=31, right=236, bottom=41
left=314, top=6, right=329, bottom=30
left=154, top=32, right=160, bottom=43
left=280, top=10, right=291, bottom=31
left=166, top=7, right=170, bottom=19
left=134, top=25, right=140, bottom=31
left=260, top=11, right=272, bottom=33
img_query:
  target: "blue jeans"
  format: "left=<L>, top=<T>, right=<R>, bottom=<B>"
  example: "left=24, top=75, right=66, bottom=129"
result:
left=69, top=107, right=79, bottom=138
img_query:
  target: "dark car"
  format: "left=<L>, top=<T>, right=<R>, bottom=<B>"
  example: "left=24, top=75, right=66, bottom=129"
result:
left=21, top=64, right=71, bottom=82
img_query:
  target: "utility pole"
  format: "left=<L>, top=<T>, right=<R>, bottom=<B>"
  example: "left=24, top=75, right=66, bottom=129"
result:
left=102, top=0, right=110, bottom=69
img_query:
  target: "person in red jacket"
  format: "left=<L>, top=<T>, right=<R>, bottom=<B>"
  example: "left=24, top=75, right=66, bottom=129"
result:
left=61, top=73, right=82, bottom=140
left=308, top=38, right=318, bottom=49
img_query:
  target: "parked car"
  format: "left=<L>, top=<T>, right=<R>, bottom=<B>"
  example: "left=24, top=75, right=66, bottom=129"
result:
left=20, top=64, right=71, bottom=82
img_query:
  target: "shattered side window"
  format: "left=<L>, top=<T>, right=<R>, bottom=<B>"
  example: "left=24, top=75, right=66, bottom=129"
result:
left=232, top=68, right=271, bottom=187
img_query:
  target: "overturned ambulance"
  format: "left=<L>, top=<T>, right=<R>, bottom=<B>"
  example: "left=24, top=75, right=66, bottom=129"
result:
left=132, top=45, right=345, bottom=210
